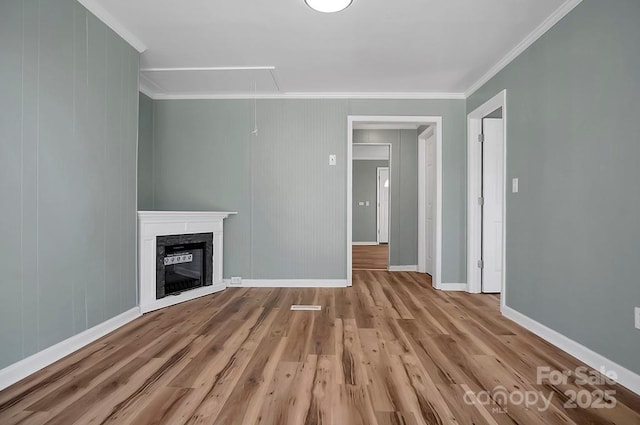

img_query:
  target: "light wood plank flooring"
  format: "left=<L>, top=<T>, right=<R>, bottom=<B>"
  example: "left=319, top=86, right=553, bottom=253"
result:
left=353, top=244, right=389, bottom=270
left=1, top=271, right=639, bottom=425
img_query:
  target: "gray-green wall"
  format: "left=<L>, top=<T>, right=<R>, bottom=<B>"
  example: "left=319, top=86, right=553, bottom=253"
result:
left=354, top=130, right=419, bottom=266
left=140, top=98, right=466, bottom=282
left=0, top=0, right=139, bottom=369
left=467, top=0, right=640, bottom=374
left=352, top=160, right=388, bottom=244
left=138, top=93, right=154, bottom=211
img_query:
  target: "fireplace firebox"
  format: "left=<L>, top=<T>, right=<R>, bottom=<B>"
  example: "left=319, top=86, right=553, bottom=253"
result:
left=156, top=233, right=213, bottom=299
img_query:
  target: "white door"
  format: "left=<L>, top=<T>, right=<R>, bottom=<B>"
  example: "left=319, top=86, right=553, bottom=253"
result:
left=424, top=133, right=436, bottom=275
left=481, top=118, right=504, bottom=293
left=377, top=167, right=390, bottom=244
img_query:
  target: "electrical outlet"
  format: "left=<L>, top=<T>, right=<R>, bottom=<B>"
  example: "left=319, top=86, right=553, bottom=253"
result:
left=329, top=154, right=337, bottom=166
left=635, top=307, right=640, bottom=330
left=230, top=276, right=242, bottom=286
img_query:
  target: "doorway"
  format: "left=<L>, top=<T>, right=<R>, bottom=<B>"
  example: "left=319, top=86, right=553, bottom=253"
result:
left=347, top=116, right=443, bottom=288
left=376, top=167, right=390, bottom=244
left=352, top=143, right=390, bottom=271
left=467, top=90, right=507, bottom=300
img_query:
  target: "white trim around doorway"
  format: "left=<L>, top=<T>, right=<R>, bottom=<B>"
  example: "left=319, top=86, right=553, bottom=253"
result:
left=417, top=126, right=441, bottom=282
left=347, top=116, right=443, bottom=288
left=467, top=90, right=507, bottom=307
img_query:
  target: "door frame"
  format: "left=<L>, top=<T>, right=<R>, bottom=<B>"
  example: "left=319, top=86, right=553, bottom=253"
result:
left=347, top=116, right=443, bottom=288
left=376, top=166, right=390, bottom=244
left=353, top=143, right=392, bottom=267
left=417, top=126, right=437, bottom=277
left=467, top=90, right=507, bottom=308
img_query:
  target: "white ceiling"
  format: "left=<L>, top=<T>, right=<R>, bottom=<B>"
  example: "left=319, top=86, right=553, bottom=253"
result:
left=80, top=0, right=573, bottom=98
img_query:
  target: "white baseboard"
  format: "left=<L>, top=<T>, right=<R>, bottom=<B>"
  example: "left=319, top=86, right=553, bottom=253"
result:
left=388, top=265, right=418, bottom=272
left=438, top=283, right=467, bottom=291
left=225, top=279, right=348, bottom=288
left=502, top=305, right=640, bottom=396
left=0, top=307, right=141, bottom=391
left=352, top=242, right=379, bottom=246
left=141, top=282, right=227, bottom=313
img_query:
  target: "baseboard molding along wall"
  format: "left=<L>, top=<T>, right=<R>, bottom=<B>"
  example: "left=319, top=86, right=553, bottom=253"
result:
left=352, top=242, right=379, bottom=246
left=0, top=307, right=142, bottom=391
left=225, top=279, right=348, bottom=288
left=437, top=283, right=467, bottom=291
left=388, top=265, right=418, bottom=272
left=0, top=278, right=344, bottom=389
left=502, top=305, right=640, bottom=396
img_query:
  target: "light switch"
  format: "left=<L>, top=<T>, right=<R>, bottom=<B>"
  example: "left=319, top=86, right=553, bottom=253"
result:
left=358, top=202, right=364, bottom=206
left=329, top=154, right=337, bottom=166
left=365, top=201, right=370, bottom=206
left=512, top=178, right=519, bottom=193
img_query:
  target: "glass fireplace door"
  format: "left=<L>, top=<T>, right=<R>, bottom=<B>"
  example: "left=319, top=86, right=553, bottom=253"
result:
left=163, top=242, right=205, bottom=295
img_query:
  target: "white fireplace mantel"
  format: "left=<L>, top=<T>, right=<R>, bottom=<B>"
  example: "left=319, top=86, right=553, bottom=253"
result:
left=138, top=211, right=236, bottom=313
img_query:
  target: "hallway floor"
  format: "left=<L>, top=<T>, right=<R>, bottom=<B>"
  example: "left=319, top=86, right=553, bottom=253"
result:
left=352, top=244, right=388, bottom=270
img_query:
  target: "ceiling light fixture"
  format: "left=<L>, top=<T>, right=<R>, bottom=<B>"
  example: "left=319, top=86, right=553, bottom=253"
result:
left=305, top=0, right=353, bottom=13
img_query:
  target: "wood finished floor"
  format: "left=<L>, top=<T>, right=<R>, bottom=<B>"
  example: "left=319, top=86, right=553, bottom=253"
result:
left=1, top=271, right=639, bottom=425
left=353, top=244, right=389, bottom=270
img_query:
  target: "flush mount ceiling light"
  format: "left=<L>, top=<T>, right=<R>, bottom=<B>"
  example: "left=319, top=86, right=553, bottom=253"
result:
left=305, top=0, right=353, bottom=13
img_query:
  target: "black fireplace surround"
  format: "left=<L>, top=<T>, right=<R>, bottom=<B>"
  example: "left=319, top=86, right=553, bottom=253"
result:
left=156, top=233, right=213, bottom=299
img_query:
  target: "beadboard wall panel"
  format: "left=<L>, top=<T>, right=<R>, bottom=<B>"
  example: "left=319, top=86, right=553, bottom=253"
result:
left=0, top=0, right=139, bottom=369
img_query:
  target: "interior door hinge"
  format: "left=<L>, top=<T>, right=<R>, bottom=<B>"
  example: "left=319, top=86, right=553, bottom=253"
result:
left=478, top=134, right=485, bottom=143
left=477, top=260, right=484, bottom=269
left=478, top=196, right=484, bottom=206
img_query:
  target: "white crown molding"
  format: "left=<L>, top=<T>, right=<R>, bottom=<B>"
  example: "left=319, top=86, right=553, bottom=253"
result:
left=503, top=305, right=640, bottom=396
left=140, top=73, right=165, bottom=95
left=0, top=307, right=141, bottom=391
left=77, top=0, right=147, bottom=53
left=139, top=82, right=155, bottom=99
left=143, top=92, right=466, bottom=101
left=465, top=0, right=583, bottom=97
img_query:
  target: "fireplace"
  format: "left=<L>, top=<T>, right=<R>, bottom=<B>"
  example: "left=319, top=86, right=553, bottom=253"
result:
left=156, top=233, right=213, bottom=299
left=138, top=211, right=235, bottom=313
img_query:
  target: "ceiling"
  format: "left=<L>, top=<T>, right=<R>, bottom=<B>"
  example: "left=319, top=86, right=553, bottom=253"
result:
left=79, top=0, right=572, bottom=98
